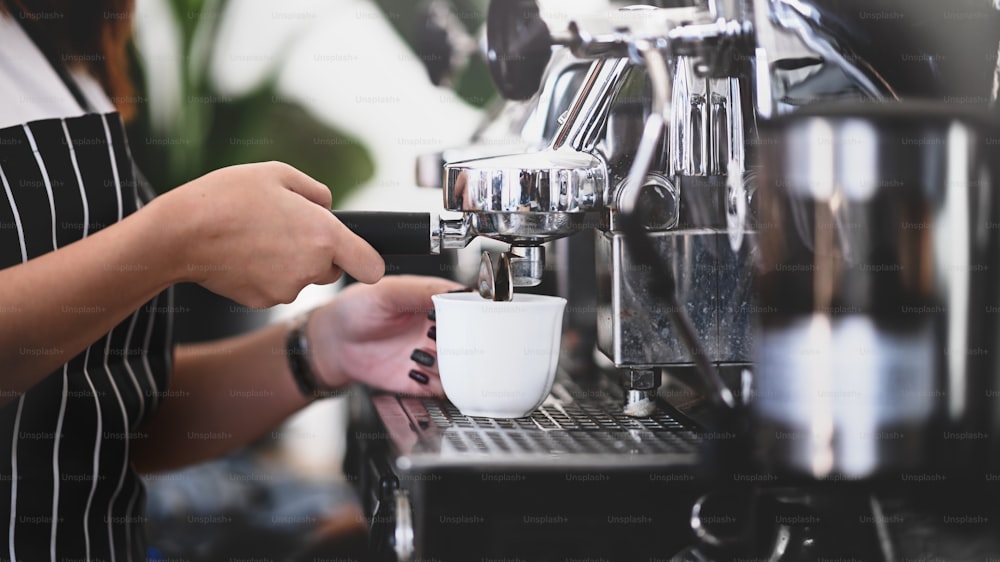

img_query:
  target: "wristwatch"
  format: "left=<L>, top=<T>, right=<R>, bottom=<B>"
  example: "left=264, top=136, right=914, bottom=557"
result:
left=285, top=311, right=326, bottom=399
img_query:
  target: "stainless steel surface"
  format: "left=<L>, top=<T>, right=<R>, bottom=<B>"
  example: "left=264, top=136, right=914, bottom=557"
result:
left=439, top=56, right=628, bottom=250
left=623, top=369, right=663, bottom=418
left=370, top=373, right=701, bottom=471
left=753, top=315, right=937, bottom=478
left=753, top=107, right=998, bottom=478
left=625, top=368, right=660, bottom=392
left=709, top=0, right=747, bottom=21
left=768, top=0, right=899, bottom=101
left=469, top=210, right=595, bottom=245
left=749, top=0, right=888, bottom=117
left=595, top=229, right=754, bottom=367
left=494, top=251, right=513, bottom=301
left=623, top=389, right=657, bottom=417
left=670, top=56, right=710, bottom=177
left=430, top=215, right=473, bottom=253
left=613, top=41, right=672, bottom=218
left=613, top=173, right=679, bottom=232
left=393, top=489, right=414, bottom=561
left=477, top=250, right=498, bottom=301
left=476, top=250, right=517, bottom=300
left=444, top=150, right=606, bottom=215
left=507, top=245, right=544, bottom=287
left=550, top=57, right=632, bottom=153
left=557, top=7, right=702, bottom=61
left=553, top=5, right=749, bottom=68
left=994, top=43, right=1000, bottom=104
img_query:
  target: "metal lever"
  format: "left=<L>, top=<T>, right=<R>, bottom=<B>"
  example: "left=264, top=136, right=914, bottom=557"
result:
left=478, top=251, right=514, bottom=301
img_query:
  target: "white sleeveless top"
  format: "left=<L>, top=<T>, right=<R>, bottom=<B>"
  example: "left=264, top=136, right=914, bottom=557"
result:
left=0, top=12, right=115, bottom=128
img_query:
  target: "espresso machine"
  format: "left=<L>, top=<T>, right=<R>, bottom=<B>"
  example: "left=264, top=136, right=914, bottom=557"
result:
left=342, top=0, right=1000, bottom=560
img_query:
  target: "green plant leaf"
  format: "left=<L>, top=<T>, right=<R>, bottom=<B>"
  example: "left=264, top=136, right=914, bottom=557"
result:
left=202, top=89, right=375, bottom=205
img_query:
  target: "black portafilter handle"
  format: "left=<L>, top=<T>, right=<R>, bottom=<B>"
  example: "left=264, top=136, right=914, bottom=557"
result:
left=486, top=0, right=554, bottom=100
left=330, top=211, right=433, bottom=255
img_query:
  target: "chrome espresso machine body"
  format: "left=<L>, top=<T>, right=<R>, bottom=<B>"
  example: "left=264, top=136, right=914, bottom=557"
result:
left=437, top=1, right=761, bottom=409
left=344, top=1, right=1000, bottom=560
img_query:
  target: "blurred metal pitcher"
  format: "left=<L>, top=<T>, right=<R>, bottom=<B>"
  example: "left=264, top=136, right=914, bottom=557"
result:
left=751, top=103, right=999, bottom=479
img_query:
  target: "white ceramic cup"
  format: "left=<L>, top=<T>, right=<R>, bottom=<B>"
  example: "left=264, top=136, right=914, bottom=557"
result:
left=430, top=292, right=567, bottom=418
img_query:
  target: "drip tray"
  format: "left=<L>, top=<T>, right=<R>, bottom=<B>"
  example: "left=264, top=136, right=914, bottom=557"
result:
left=369, top=374, right=704, bottom=471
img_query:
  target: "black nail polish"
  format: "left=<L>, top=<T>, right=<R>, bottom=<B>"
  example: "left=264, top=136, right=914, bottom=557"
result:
left=410, top=349, right=435, bottom=367
left=426, top=326, right=436, bottom=340
left=408, top=370, right=430, bottom=385
left=427, top=309, right=436, bottom=321
left=447, top=287, right=474, bottom=294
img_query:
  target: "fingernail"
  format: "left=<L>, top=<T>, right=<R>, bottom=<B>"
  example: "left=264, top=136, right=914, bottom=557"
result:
left=447, top=287, right=474, bottom=294
left=408, top=370, right=430, bottom=385
left=410, top=349, right=435, bottom=367
left=427, top=309, right=436, bottom=321
left=426, top=326, right=436, bottom=340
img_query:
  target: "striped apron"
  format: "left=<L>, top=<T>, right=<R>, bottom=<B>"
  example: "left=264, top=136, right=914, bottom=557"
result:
left=0, top=25, right=174, bottom=562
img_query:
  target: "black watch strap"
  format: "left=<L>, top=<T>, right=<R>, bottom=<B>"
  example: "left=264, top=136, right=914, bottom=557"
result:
left=286, top=313, right=322, bottom=399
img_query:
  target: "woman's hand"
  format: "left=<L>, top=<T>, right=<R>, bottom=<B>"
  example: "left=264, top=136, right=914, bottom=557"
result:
left=307, top=275, right=463, bottom=396
left=149, top=161, right=384, bottom=308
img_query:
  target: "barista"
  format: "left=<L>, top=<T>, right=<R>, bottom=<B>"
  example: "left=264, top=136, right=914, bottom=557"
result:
left=0, top=1, right=453, bottom=560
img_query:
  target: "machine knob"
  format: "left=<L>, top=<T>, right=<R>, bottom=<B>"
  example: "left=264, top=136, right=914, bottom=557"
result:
left=486, top=0, right=553, bottom=100
left=415, top=0, right=456, bottom=86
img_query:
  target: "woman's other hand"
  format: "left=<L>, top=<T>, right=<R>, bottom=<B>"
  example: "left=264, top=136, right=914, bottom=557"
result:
left=150, top=161, right=384, bottom=308
left=307, top=275, right=463, bottom=396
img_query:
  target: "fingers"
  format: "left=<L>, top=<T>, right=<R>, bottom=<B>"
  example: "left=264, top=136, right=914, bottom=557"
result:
left=327, top=218, right=385, bottom=284
left=406, top=360, right=444, bottom=396
left=375, top=275, right=465, bottom=314
left=403, top=315, right=446, bottom=396
left=313, top=265, right=344, bottom=286
left=404, top=370, right=445, bottom=397
left=410, top=348, right=435, bottom=368
left=272, top=161, right=333, bottom=209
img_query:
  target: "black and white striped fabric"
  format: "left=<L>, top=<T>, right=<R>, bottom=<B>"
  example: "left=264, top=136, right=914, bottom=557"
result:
left=0, top=112, right=173, bottom=562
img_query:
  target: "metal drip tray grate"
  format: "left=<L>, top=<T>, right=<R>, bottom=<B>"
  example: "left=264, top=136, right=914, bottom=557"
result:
left=374, top=377, right=703, bottom=469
